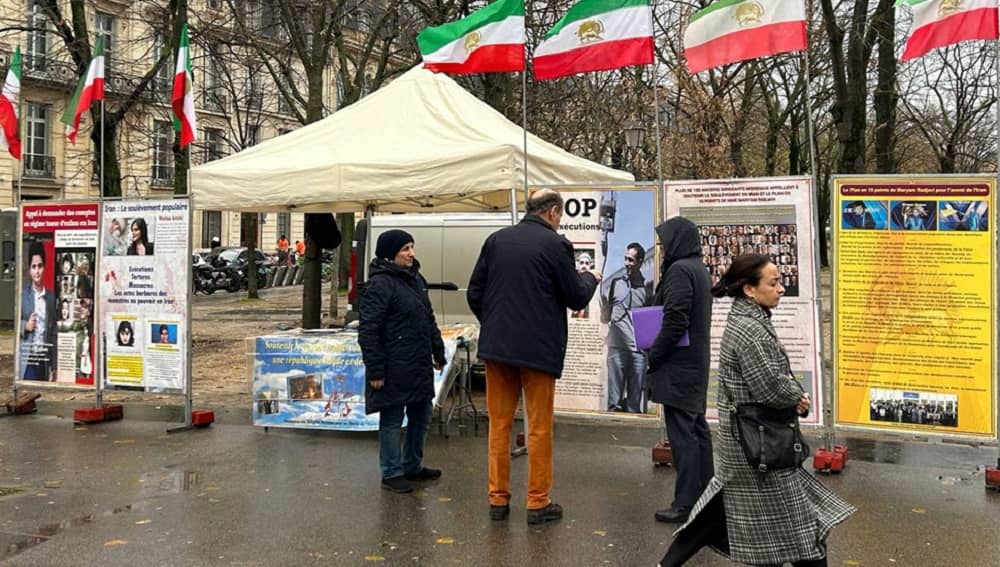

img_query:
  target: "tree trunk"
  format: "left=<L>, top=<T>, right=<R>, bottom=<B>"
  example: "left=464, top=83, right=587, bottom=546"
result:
left=872, top=0, right=897, bottom=173
left=301, top=234, right=322, bottom=328
left=245, top=214, right=259, bottom=299
left=90, top=119, right=121, bottom=197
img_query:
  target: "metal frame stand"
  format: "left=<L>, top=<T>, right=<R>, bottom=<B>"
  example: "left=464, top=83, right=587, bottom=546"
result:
left=441, top=336, right=479, bottom=438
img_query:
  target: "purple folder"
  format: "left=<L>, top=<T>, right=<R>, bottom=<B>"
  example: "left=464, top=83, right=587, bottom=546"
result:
left=631, top=306, right=689, bottom=350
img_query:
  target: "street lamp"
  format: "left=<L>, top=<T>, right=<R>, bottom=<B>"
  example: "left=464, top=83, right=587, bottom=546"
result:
left=623, top=119, right=645, bottom=152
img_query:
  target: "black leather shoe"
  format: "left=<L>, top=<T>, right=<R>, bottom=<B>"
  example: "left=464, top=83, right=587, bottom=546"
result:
left=654, top=507, right=689, bottom=523
left=405, top=467, right=442, bottom=481
left=381, top=476, right=414, bottom=493
left=527, top=502, right=563, bottom=525
left=489, top=504, right=510, bottom=521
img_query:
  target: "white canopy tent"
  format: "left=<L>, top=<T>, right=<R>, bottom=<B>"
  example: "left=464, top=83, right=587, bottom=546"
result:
left=190, top=66, right=633, bottom=213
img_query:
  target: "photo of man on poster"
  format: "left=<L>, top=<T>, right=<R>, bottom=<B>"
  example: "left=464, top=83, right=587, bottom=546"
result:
left=20, top=240, right=56, bottom=380
left=601, top=233, right=654, bottom=412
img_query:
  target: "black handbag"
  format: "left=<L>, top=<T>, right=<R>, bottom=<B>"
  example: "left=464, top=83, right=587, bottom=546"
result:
left=729, top=403, right=809, bottom=473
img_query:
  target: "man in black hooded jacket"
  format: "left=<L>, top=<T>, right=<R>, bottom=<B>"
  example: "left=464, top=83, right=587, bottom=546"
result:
left=646, top=216, right=714, bottom=524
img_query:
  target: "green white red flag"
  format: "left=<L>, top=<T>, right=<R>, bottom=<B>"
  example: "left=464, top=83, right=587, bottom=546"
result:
left=898, top=0, right=998, bottom=61
left=417, top=0, right=525, bottom=74
left=172, top=24, right=197, bottom=148
left=61, top=36, right=105, bottom=144
left=0, top=47, right=22, bottom=160
left=533, top=0, right=653, bottom=81
left=683, top=0, right=807, bottom=74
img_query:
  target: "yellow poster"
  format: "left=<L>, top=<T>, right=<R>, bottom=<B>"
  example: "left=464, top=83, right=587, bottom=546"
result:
left=833, top=176, right=996, bottom=437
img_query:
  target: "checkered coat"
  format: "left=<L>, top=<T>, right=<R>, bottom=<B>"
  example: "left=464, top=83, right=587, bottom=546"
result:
left=678, top=297, right=855, bottom=565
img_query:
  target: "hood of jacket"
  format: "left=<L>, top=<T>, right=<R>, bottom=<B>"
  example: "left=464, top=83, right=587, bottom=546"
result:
left=656, top=217, right=701, bottom=274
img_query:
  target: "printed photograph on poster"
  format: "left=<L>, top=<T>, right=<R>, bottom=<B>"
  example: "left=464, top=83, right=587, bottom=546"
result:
left=890, top=201, right=936, bottom=231
left=841, top=200, right=887, bottom=230
left=104, top=216, right=155, bottom=256
left=869, top=389, right=958, bottom=428
left=113, top=318, right=138, bottom=348
left=597, top=191, right=655, bottom=415
left=572, top=247, right=595, bottom=319
left=19, top=237, right=56, bottom=381
left=939, top=201, right=989, bottom=231
left=698, top=224, right=800, bottom=297
left=151, top=323, right=177, bottom=345
left=54, top=251, right=95, bottom=384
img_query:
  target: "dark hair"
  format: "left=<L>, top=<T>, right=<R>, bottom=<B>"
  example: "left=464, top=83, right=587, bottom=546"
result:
left=28, top=242, right=45, bottom=264
left=159, top=324, right=169, bottom=334
left=626, top=242, right=645, bottom=264
left=526, top=190, right=563, bottom=215
left=711, top=254, right=772, bottom=298
left=848, top=201, right=865, bottom=210
left=117, top=320, right=134, bottom=346
left=131, top=218, right=149, bottom=245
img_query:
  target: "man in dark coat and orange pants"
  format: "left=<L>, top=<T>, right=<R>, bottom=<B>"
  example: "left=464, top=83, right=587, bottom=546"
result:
left=467, top=189, right=602, bottom=525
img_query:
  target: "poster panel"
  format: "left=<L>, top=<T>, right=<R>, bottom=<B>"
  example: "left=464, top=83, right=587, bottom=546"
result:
left=558, top=189, right=657, bottom=415
left=832, top=175, right=996, bottom=438
left=99, top=199, right=190, bottom=393
left=16, top=203, right=99, bottom=389
left=251, top=324, right=476, bottom=431
left=664, top=177, right=822, bottom=424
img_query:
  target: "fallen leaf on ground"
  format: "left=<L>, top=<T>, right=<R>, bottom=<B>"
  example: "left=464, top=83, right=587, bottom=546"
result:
left=135, top=520, right=152, bottom=525
left=104, top=540, right=128, bottom=547
left=592, top=530, right=607, bottom=537
left=113, top=439, right=135, bottom=445
left=435, top=537, right=455, bottom=544
left=911, top=508, right=926, bottom=514
left=364, top=556, right=385, bottom=561
left=437, top=497, right=452, bottom=502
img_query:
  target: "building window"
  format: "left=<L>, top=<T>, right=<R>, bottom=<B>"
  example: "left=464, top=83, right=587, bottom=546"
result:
left=202, top=211, right=222, bottom=247
left=152, top=120, right=173, bottom=185
left=202, top=49, right=227, bottom=111
left=24, top=102, right=53, bottom=177
left=204, top=128, right=226, bottom=162
left=207, top=0, right=222, bottom=9
left=276, top=213, right=291, bottom=240
left=95, top=12, right=114, bottom=67
left=26, top=2, right=48, bottom=72
left=152, top=33, right=172, bottom=99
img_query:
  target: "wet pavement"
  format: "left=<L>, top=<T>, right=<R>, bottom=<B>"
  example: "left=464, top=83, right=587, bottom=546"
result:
left=1, top=406, right=998, bottom=566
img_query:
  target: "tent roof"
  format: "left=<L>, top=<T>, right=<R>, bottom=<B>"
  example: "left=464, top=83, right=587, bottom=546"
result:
left=191, top=66, right=633, bottom=213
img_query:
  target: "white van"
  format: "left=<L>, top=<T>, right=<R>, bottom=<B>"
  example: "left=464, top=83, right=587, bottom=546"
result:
left=350, top=213, right=516, bottom=324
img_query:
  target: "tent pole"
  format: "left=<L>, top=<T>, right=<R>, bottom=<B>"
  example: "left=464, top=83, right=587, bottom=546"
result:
left=520, top=64, right=528, bottom=225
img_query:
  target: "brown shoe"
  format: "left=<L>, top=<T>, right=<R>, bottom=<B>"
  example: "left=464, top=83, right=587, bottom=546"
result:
left=527, top=502, right=563, bottom=525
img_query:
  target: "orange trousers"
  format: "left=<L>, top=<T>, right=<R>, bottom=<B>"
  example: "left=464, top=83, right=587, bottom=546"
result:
left=485, top=360, right=555, bottom=510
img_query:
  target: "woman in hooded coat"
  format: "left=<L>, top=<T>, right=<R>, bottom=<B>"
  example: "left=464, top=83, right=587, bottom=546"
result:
left=646, top=217, right=715, bottom=524
left=359, top=230, right=446, bottom=494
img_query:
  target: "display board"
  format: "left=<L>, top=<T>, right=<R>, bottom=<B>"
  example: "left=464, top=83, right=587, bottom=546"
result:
left=251, top=324, right=477, bottom=431
left=98, top=199, right=191, bottom=393
left=664, top=177, right=822, bottom=424
left=557, top=188, right=657, bottom=414
left=832, top=175, right=997, bottom=438
left=16, top=203, right=99, bottom=388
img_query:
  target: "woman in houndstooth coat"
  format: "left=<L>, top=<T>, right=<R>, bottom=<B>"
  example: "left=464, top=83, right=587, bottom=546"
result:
left=660, top=254, right=854, bottom=567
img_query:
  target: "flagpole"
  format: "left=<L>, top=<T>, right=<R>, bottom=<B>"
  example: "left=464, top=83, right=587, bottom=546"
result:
left=519, top=64, right=528, bottom=223
left=649, top=0, right=664, bottom=211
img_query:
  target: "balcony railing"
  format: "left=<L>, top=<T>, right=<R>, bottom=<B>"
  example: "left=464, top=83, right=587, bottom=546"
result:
left=24, top=154, right=55, bottom=178
left=151, top=166, right=174, bottom=186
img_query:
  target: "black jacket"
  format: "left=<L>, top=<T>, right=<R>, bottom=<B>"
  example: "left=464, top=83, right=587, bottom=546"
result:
left=646, top=217, right=713, bottom=413
left=358, top=258, right=445, bottom=414
left=467, top=215, right=599, bottom=378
